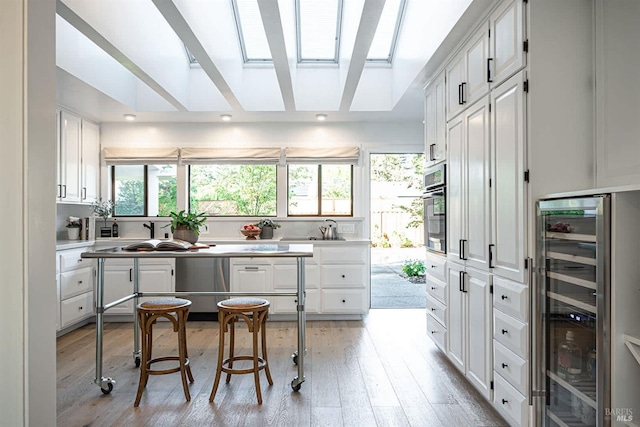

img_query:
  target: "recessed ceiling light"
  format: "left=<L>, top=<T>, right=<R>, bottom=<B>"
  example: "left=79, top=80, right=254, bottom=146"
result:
left=123, top=114, right=136, bottom=121
left=315, top=113, right=328, bottom=121
left=220, top=114, right=232, bottom=121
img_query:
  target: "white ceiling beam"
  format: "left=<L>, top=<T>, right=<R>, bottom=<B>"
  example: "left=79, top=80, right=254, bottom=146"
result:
left=257, top=0, right=296, bottom=112
left=56, top=0, right=188, bottom=112
left=339, top=0, right=386, bottom=112
left=151, top=0, right=243, bottom=112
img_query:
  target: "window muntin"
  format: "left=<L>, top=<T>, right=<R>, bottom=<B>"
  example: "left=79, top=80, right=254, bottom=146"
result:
left=189, top=164, right=277, bottom=216
left=288, top=164, right=352, bottom=216
left=111, top=165, right=177, bottom=217
left=296, top=0, right=343, bottom=63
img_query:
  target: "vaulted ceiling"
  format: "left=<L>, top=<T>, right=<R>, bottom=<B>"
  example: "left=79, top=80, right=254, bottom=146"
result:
left=56, top=0, right=476, bottom=123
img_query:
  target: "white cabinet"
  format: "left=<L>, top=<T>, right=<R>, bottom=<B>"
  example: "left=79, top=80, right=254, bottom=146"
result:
left=490, top=71, right=527, bottom=283
left=81, top=120, right=100, bottom=203
left=56, top=247, right=94, bottom=330
left=446, top=25, right=490, bottom=121
left=447, top=262, right=493, bottom=399
left=58, top=111, right=82, bottom=202
left=319, top=245, right=369, bottom=315
left=231, top=263, right=273, bottom=294
left=426, top=252, right=448, bottom=352
left=57, top=110, right=99, bottom=204
left=488, top=0, right=525, bottom=86
left=447, top=96, right=491, bottom=271
left=272, top=254, right=320, bottom=315
left=102, top=259, right=175, bottom=316
left=424, top=71, right=446, bottom=166
left=595, top=0, right=640, bottom=187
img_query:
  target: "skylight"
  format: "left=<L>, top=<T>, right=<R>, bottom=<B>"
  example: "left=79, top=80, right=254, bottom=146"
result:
left=184, top=45, right=199, bottom=66
left=231, top=0, right=273, bottom=63
left=296, top=0, right=343, bottom=63
left=367, top=0, right=406, bottom=63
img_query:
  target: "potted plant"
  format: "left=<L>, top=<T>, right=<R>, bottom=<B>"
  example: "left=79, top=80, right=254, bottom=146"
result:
left=91, top=198, right=115, bottom=237
left=254, top=218, right=281, bottom=239
left=66, top=216, right=81, bottom=240
left=165, top=210, right=207, bottom=244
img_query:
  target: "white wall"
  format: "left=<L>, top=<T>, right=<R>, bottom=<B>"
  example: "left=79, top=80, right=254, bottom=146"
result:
left=0, top=0, right=57, bottom=424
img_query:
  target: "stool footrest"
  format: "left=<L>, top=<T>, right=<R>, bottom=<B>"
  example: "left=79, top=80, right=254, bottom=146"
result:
left=221, top=355, right=267, bottom=375
left=145, top=356, right=191, bottom=376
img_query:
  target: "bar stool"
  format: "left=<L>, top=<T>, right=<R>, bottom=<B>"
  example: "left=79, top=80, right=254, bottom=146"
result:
left=209, top=297, right=273, bottom=404
left=134, top=297, right=194, bottom=407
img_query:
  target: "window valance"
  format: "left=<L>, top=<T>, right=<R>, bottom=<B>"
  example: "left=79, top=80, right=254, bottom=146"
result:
left=103, top=147, right=180, bottom=165
left=284, top=146, right=360, bottom=164
left=180, top=147, right=282, bottom=165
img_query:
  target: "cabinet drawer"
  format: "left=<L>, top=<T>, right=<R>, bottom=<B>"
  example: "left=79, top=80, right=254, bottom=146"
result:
left=494, top=310, right=528, bottom=359
left=493, top=374, right=528, bottom=427
left=427, top=312, right=447, bottom=352
left=272, top=264, right=319, bottom=289
left=61, top=291, right=94, bottom=328
left=59, top=249, right=90, bottom=272
left=494, top=340, right=528, bottom=395
left=493, top=276, right=528, bottom=322
left=321, top=265, right=365, bottom=288
left=426, top=275, right=447, bottom=304
left=60, top=266, right=93, bottom=300
left=321, top=289, right=367, bottom=313
left=426, top=294, right=447, bottom=327
left=426, top=252, right=447, bottom=282
left=320, top=247, right=367, bottom=264
left=270, top=289, right=321, bottom=314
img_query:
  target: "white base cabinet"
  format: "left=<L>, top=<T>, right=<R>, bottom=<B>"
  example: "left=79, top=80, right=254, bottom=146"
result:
left=56, top=247, right=94, bottom=331
left=102, top=258, right=175, bottom=316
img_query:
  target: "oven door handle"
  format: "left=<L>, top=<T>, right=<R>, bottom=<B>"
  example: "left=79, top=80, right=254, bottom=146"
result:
left=422, top=189, right=445, bottom=199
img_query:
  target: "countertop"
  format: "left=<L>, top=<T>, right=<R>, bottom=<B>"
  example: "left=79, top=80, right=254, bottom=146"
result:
left=57, top=237, right=370, bottom=251
left=81, top=243, right=315, bottom=259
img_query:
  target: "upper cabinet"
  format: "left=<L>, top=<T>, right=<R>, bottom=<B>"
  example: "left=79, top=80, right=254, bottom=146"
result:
left=424, top=72, right=446, bottom=166
left=57, top=110, right=99, bottom=204
left=488, top=0, right=525, bottom=87
left=595, top=0, right=640, bottom=187
left=446, top=24, right=490, bottom=122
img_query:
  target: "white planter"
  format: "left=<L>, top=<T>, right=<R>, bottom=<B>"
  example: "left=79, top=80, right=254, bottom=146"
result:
left=67, top=227, right=80, bottom=240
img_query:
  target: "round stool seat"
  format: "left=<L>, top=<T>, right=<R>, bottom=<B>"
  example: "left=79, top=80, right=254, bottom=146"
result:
left=138, top=297, right=191, bottom=311
left=218, top=297, right=269, bottom=311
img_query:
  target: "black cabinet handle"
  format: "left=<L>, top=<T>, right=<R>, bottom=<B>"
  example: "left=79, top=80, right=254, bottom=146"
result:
left=501, top=329, right=508, bottom=335
left=79, top=306, right=83, bottom=310
left=459, top=239, right=463, bottom=260
left=78, top=280, right=82, bottom=284
left=430, top=307, right=436, bottom=312
left=429, top=143, right=436, bottom=161
left=461, top=82, right=467, bottom=104
left=487, top=58, right=493, bottom=82
left=431, top=286, right=436, bottom=290
left=342, top=299, right=346, bottom=303
left=489, top=244, right=495, bottom=268
left=459, top=271, right=467, bottom=293
left=82, top=187, right=87, bottom=200
left=501, top=295, right=508, bottom=300
left=501, top=363, right=508, bottom=369
left=341, top=274, right=345, bottom=278
left=502, top=399, right=508, bottom=405
left=129, top=268, right=132, bottom=282
left=62, top=184, right=67, bottom=198
left=458, top=84, right=463, bottom=105
left=57, top=184, right=62, bottom=198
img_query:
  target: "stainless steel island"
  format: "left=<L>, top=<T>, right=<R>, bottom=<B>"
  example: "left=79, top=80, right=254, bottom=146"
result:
left=81, top=243, right=313, bottom=394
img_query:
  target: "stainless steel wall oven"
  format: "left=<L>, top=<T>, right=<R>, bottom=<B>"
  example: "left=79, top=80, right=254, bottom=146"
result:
left=423, top=163, right=446, bottom=255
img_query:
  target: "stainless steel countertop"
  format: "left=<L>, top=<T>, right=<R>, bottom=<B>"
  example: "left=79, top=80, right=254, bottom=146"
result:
left=80, top=243, right=314, bottom=259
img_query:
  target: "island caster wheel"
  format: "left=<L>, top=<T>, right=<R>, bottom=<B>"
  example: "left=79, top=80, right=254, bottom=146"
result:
left=134, top=357, right=141, bottom=368
left=101, top=383, right=113, bottom=394
left=291, top=380, right=302, bottom=392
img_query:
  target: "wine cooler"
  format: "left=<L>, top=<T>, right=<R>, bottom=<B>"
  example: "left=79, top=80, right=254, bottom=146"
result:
left=537, top=195, right=611, bottom=427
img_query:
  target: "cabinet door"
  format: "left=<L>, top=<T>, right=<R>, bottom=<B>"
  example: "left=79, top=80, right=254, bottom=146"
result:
left=139, top=263, right=174, bottom=304
left=60, top=111, right=82, bottom=202
left=103, top=263, right=135, bottom=315
left=56, top=274, right=61, bottom=331
left=447, top=262, right=466, bottom=373
left=272, top=263, right=319, bottom=289
left=465, top=25, right=490, bottom=105
left=489, top=0, right=524, bottom=86
left=446, top=53, right=466, bottom=121
left=466, top=267, right=492, bottom=399
left=491, top=71, right=526, bottom=283
left=447, top=114, right=465, bottom=260
left=425, top=72, right=446, bottom=166
left=231, top=265, right=272, bottom=293
left=81, top=120, right=100, bottom=203
left=465, top=97, right=491, bottom=271
left=56, top=110, right=62, bottom=200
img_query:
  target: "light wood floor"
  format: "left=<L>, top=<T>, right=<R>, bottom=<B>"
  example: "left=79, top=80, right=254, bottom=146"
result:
left=57, top=309, right=507, bottom=426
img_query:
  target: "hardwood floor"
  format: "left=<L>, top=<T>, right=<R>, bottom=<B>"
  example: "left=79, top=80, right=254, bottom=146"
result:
left=57, top=309, right=507, bottom=426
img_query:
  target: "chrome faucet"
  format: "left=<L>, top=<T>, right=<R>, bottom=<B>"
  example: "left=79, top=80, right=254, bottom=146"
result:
left=143, top=221, right=155, bottom=239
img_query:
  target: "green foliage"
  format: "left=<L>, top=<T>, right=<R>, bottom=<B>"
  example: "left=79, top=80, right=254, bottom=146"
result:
left=115, top=180, right=144, bottom=215
left=165, top=210, right=208, bottom=235
left=91, top=199, right=115, bottom=227
left=157, top=175, right=177, bottom=216
left=254, top=219, right=281, bottom=229
left=401, top=259, right=426, bottom=277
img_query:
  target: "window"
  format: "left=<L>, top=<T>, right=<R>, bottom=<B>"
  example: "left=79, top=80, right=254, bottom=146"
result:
left=288, top=164, right=352, bottom=216
left=296, top=0, right=343, bottom=63
left=111, top=165, right=177, bottom=216
left=189, top=164, right=277, bottom=216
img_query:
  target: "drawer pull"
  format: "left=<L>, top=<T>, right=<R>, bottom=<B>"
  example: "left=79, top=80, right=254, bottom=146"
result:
left=501, top=329, right=508, bottom=335
left=341, top=274, right=346, bottom=278
left=431, top=286, right=436, bottom=290
left=78, top=306, right=83, bottom=310
left=77, top=259, right=83, bottom=263
left=431, top=331, right=439, bottom=334
left=501, top=363, right=508, bottom=369
left=78, top=280, right=83, bottom=284
left=431, top=265, right=437, bottom=269
left=501, top=295, right=508, bottom=300
left=430, top=308, right=436, bottom=311
left=501, top=399, right=508, bottom=405
left=342, top=299, right=346, bottom=303
left=244, top=266, right=259, bottom=270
